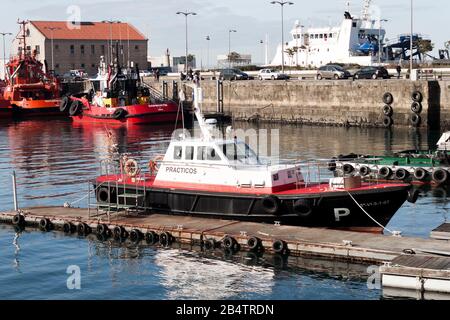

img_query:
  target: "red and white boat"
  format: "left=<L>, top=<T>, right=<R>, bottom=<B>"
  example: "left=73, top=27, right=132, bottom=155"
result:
left=94, top=85, right=416, bottom=233
left=62, top=51, right=180, bottom=125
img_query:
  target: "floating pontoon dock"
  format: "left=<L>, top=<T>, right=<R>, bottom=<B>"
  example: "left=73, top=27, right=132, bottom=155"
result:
left=1, top=207, right=449, bottom=296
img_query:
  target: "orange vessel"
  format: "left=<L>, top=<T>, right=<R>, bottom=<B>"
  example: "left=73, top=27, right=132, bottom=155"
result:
left=3, top=21, right=61, bottom=117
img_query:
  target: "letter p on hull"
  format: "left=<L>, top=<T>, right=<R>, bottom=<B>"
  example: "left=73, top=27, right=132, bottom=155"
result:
left=334, top=208, right=350, bottom=222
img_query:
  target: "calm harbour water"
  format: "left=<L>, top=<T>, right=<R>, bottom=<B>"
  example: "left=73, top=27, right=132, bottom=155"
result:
left=0, top=118, right=448, bottom=300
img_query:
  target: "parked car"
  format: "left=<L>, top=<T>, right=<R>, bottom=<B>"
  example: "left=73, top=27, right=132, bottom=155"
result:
left=139, top=70, right=154, bottom=77
left=219, top=68, right=253, bottom=81
left=353, top=66, right=390, bottom=80
left=316, top=65, right=352, bottom=80
left=258, top=69, right=289, bottom=80
left=60, top=71, right=86, bottom=82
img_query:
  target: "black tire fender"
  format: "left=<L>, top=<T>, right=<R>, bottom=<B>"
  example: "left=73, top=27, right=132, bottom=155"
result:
left=395, top=168, right=410, bottom=181
left=410, top=114, right=421, bottom=127
left=145, top=231, right=158, bottom=244
left=414, top=168, right=428, bottom=181
left=69, top=100, right=83, bottom=116
left=378, top=167, right=392, bottom=179
left=359, top=166, right=371, bottom=177
left=261, top=196, right=280, bottom=215
left=130, top=229, right=143, bottom=243
left=411, top=101, right=422, bottom=114
left=272, top=240, right=288, bottom=255
left=343, top=164, right=355, bottom=175
left=411, top=91, right=423, bottom=103
left=12, top=214, right=25, bottom=227
left=159, top=231, right=172, bottom=246
left=293, top=199, right=313, bottom=218
left=59, top=96, right=70, bottom=112
left=432, top=169, right=449, bottom=185
left=39, top=218, right=52, bottom=231
left=113, top=108, right=128, bottom=120
left=247, top=237, right=262, bottom=251
left=383, top=116, right=393, bottom=128
left=382, top=105, right=393, bottom=117
left=383, top=92, right=394, bottom=105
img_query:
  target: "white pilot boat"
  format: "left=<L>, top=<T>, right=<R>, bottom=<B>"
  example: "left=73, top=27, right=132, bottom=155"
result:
left=94, top=84, right=413, bottom=233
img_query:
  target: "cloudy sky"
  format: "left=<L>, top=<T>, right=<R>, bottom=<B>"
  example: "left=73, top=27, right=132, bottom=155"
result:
left=0, top=0, right=447, bottom=65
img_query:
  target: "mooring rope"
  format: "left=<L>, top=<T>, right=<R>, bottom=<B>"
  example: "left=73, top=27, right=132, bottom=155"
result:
left=346, top=190, right=397, bottom=235
left=64, top=181, right=107, bottom=208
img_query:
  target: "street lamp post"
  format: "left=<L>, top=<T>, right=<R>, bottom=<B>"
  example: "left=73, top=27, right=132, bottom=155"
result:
left=228, top=29, right=237, bottom=68
left=44, top=27, right=61, bottom=73
left=206, top=35, right=210, bottom=70
left=260, top=40, right=264, bottom=65
left=270, top=1, right=294, bottom=73
left=410, top=0, right=413, bottom=79
left=0, top=32, right=12, bottom=79
left=378, top=19, right=388, bottom=64
left=177, top=11, right=197, bottom=72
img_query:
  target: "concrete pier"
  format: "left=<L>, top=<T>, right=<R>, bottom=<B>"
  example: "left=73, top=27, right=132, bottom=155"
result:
left=149, top=79, right=450, bottom=130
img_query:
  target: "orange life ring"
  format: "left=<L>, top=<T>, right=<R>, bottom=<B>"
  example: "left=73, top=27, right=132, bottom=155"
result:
left=124, top=159, right=139, bottom=177
left=148, top=155, right=164, bottom=175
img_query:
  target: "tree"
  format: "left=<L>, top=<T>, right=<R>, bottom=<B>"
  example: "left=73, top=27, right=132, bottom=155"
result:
left=416, top=39, right=434, bottom=54
left=227, top=51, right=241, bottom=64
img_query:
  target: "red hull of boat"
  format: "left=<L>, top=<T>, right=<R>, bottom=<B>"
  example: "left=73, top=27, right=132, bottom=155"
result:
left=71, top=103, right=181, bottom=125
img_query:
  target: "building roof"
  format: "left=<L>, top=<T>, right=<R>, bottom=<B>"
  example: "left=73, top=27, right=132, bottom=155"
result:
left=30, top=21, right=147, bottom=41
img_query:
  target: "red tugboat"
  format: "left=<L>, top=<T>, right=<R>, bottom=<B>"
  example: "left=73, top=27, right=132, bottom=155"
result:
left=0, top=80, right=12, bottom=118
left=3, top=21, right=61, bottom=117
left=93, top=85, right=416, bottom=233
left=63, top=48, right=180, bottom=125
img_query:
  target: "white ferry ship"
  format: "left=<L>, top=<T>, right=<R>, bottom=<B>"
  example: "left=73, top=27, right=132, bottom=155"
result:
left=271, top=0, right=386, bottom=68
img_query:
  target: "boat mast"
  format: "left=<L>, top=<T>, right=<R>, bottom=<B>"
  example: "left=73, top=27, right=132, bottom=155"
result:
left=17, top=20, right=28, bottom=58
left=361, top=0, right=372, bottom=21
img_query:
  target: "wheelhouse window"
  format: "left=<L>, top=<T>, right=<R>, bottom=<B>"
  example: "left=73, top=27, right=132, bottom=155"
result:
left=207, top=147, right=221, bottom=161
left=185, top=146, right=194, bottom=160
left=174, top=146, right=183, bottom=160
left=220, top=142, right=260, bottom=165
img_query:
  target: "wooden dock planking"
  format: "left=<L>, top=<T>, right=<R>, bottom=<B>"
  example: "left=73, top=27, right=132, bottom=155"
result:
left=1, top=206, right=450, bottom=265
left=431, top=223, right=450, bottom=240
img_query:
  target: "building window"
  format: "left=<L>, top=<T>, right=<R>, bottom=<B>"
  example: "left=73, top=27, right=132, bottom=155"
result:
left=35, top=45, right=40, bottom=54
left=55, top=44, right=59, bottom=51
left=81, top=63, right=85, bottom=68
left=135, top=45, right=139, bottom=51
left=91, top=63, right=96, bottom=68
left=55, top=64, right=60, bottom=69
left=80, top=45, right=85, bottom=55
left=71, top=63, right=75, bottom=69
left=70, top=45, right=75, bottom=55
left=101, top=45, right=105, bottom=55
left=91, top=45, right=95, bottom=55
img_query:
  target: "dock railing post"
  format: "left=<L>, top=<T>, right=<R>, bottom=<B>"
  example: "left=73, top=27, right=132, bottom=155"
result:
left=216, top=80, right=224, bottom=113
left=12, top=171, right=18, bottom=211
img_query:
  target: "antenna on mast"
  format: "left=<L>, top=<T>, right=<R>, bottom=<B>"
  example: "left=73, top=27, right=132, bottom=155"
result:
left=361, top=0, right=372, bottom=21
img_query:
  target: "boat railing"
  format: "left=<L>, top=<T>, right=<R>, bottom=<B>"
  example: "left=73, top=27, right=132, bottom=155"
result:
left=141, top=82, right=177, bottom=104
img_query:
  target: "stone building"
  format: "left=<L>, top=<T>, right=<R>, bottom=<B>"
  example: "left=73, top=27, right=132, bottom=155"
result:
left=11, top=21, right=148, bottom=76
